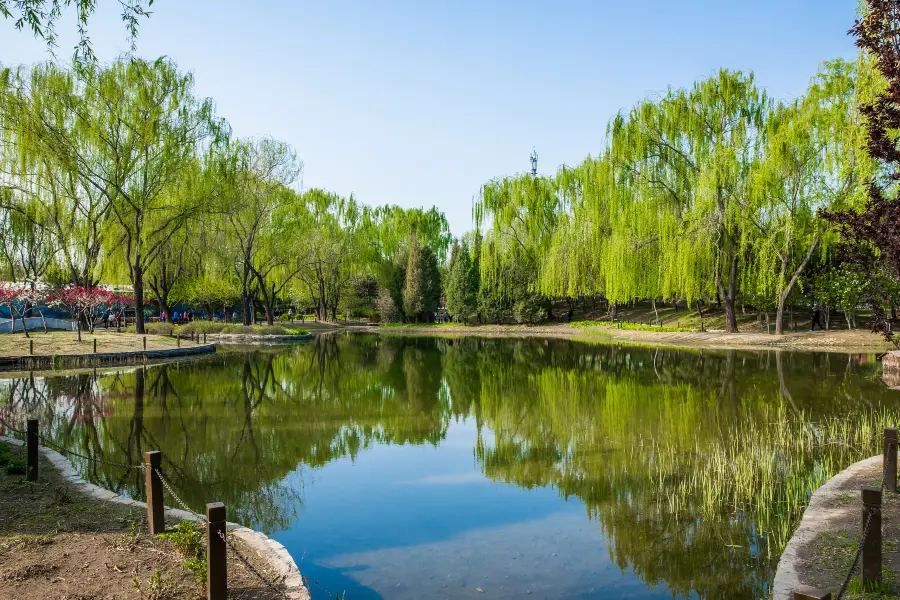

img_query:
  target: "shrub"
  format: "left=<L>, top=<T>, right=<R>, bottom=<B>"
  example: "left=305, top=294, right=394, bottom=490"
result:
left=513, top=294, right=545, bottom=325
left=157, top=520, right=203, bottom=558
left=5, top=456, right=26, bottom=475
left=174, top=323, right=310, bottom=336
left=127, top=322, right=174, bottom=335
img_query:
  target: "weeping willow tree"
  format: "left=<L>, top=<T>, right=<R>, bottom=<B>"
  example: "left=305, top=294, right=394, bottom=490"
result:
left=608, top=70, right=767, bottom=332
left=743, top=59, right=874, bottom=333
left=0, top=58, right=228, bottom=332
left=474, top=174, right=560, bottom=321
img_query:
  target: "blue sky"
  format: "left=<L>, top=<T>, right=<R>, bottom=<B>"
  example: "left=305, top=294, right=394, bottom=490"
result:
left=0, top=0, right=859, bottom=235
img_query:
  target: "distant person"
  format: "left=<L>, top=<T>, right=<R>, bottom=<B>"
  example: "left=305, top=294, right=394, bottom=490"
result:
left=810, top=303, right=825, bottom=331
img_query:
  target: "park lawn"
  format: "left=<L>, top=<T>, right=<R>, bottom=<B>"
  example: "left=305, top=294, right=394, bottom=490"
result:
left=0, top=330, right=181, bottom=357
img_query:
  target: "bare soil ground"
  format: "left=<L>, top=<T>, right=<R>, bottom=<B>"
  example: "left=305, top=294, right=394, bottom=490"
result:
left=379, top=323, right=895, bottom=353
left=0, top=330, right=180, bottom=357
left=796, top=461, right=900, bottom=598
left=0, top=443, right=288, bottom=600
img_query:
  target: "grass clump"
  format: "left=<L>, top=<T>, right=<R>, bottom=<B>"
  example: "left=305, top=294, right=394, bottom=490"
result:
left=570, top=319, right=695, bottom=333
left=156, top=520, right=207, bottom=584
left=0, top=442, right=25, bottom=475
left=126, top=322, right=174, bottom=335
left=175, top=322, right=310, bottom=336
left=379, top=322, right=466, bottom=329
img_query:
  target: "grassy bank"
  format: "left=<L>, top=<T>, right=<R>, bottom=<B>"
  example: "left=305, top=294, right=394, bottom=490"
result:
left=129, top=322, right=311, bottom=336
left=0, top=330, right=180, bottom=357
left=377, top=322, right=895, bottom=353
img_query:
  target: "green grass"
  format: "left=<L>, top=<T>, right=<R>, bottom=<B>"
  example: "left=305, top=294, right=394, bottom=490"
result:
left=570, top=319, right=695, bottom=333
left=0, top=442, right=25, bottom=474
left=156, top=520, right=207, bottom=584
left=378, top=322, right=467, bottom=329
left=130, top=322, right=311, bottom=336
left=178, top=323, right=310, bottom=336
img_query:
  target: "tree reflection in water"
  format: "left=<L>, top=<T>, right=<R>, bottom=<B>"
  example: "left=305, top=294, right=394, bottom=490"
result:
left=0, top=333, right=896, bottom=599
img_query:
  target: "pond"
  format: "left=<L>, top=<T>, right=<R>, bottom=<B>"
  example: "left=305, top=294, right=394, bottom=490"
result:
left=2, top=333, right=898, bottom=599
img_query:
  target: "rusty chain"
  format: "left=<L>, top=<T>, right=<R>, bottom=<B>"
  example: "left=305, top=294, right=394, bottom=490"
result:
left=835, top=440, right=894, bottom=600
left=2, top=415, right=143, bottom=469
left=39, top=435, right=145, bottom=470
left=217, top=529, right=290, bottom=600
left=153, top=467, right=207, bottom=523
left=0, top=416, right=26, bottom=435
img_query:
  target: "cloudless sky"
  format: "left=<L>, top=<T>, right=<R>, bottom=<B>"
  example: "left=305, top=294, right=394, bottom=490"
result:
left=0, top=0, right=859, bottom=235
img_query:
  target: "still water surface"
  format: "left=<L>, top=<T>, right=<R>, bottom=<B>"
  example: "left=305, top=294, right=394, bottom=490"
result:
left=2, top=333, right=898, bottom=599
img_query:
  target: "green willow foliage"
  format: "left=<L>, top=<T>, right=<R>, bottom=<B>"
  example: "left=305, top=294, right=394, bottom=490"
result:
left=0, top=58, right=452, bottom=325
left=474, top=58, right=878, bottom=332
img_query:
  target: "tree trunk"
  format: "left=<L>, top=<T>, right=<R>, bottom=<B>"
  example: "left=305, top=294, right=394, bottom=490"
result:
left=610, top=302, right=618, bottom=321
left=133, top=263, right=145, bottom=334
left=775, top=236, right=819, bottom=335
left=242, top=294, right=252, bottom=326
left=697, top=300, right=705, bottom=332
left=19, top=313, right=29, bottom=338
left=652, top=298, right=659, bottom=326
left=716, top=242, right=739, bottom=333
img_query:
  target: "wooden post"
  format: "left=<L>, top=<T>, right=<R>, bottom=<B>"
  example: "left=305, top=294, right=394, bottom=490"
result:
left=885, top=427, right=898, bottom=493
left=144, top=451, right=165, bottom=535
left=29, top=340, right=33, bottom=355
left=203, top=332, right=207, bottom=344
left=26, top=418, right=38, bottom=481
left=206, top=502, right=227, bottom=600
left=143, top=336, right=147, bottom=351
left=862, top=486, right=882, bottom=589
left=93, top=339, right=97, bottom=353
left=177, top=335, right=180, bottom=348
left=793, top=588, right=832, bottom=600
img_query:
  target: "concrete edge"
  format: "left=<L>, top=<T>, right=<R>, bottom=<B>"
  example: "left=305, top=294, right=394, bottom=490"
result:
left=771, top=454, right=881, bottom=600
left=0, top=435, right=309, bottom=600
left=0, top=344, right=217, bottom=370
left=206, top=333, right=313, bottom=343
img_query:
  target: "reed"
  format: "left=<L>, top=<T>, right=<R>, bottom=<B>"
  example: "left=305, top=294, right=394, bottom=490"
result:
left=637, top=405, right=899, bottom=555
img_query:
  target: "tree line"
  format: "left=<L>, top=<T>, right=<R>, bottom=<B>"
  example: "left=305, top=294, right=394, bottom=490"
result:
left=0, top=58, right=452, bottom=332
left=442, top=54, right=898, bottom=335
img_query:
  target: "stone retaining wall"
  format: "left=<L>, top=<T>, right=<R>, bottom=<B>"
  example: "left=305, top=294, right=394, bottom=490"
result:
left=0, top=435, right=309, bottom=599
left=0, top=343, right=217, bottom=371
left=205, top=333, right=313, bottom=344
left=771, top=454, right=881, bottom=599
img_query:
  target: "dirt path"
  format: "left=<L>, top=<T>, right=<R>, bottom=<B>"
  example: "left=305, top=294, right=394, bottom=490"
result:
left=377, top=324, right=895, bottom=353
left=0, top=440, right=287, bottom=600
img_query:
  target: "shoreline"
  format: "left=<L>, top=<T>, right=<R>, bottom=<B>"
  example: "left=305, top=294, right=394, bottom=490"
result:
left=0, top=434, right=310, bottom=600
left=375, top=324, right=896, bottom=354
left=0, top=342, right=217, bottom=372
left=771, top=453, right=898, bottom=599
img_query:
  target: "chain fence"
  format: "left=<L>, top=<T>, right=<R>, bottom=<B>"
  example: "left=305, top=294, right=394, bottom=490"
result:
left=2, top=414, right=293, bottom=600
left=834, top=439, right=893, bottom=600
